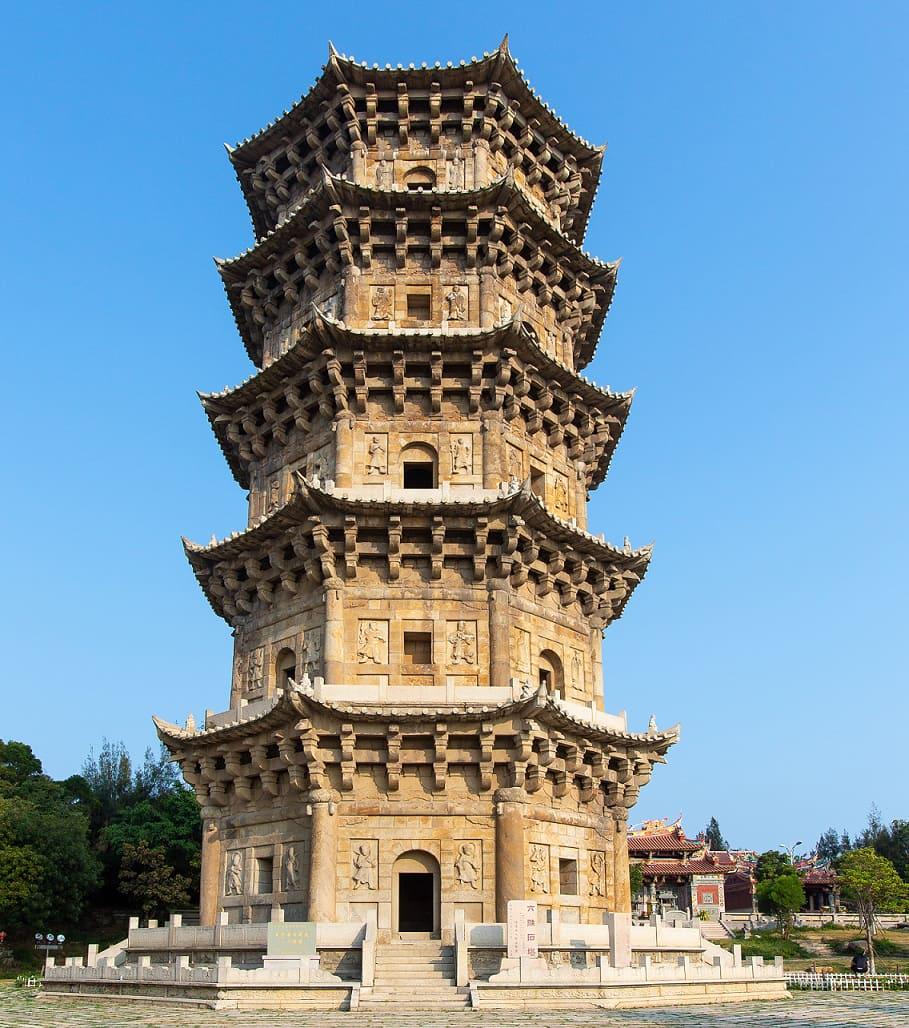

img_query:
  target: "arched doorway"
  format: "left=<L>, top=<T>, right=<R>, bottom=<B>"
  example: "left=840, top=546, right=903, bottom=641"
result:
left=538, top=649, right=565, bottom=698
left=392, top=850, right=440, bottom=936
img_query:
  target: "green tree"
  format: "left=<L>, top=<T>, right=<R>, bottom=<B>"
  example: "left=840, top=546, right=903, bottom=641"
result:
left=756, top=873, right=805, bottom=937
left=816, top=828, right=843, bottom=863
left=703, top=817, right=729, bottom=851
left=837, top=848, right=909, bottom=973
left=755, top=850, right=792, bottom=882
left=118, top=841, right=191, bottom=919
left=0, top=741, right=99, bottom=938
left=629, top=862, right=644, bottom=900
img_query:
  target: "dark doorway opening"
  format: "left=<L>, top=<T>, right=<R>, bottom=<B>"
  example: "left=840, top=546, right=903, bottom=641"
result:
left=398, top=872, right=434, bottom=932
left=403, top=461, right=435, bottom=489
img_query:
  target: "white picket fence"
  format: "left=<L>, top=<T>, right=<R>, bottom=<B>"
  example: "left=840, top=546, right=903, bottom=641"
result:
left=785, top=972, right=909, bottom=991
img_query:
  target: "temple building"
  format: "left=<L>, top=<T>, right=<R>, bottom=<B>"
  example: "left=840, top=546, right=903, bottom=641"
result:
left=154, top=37, right=680, bottom=943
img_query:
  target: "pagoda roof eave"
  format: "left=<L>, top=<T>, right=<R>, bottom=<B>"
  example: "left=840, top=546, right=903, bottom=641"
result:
left=199, top=312, right=633, bottom=490
left=154, top=681, right=679, bottom=752
left=229, top=42, right=603, bottom=171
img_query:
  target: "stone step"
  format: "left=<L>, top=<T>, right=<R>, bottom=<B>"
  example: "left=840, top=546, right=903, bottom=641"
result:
left=371, top=980, right=458, bottom=990
left=375, top=968, right=454, bottom=979
left=374, top=956, right=454, bottom=967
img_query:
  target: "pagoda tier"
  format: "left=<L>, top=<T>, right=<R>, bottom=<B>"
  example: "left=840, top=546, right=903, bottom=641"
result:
left=200, top=313, right=631, bottom=513
left=229, top=39, right=603, bottom=244
left=217, top=169, right=617, bottom=370
left=184, top=478, right=649, bottom=710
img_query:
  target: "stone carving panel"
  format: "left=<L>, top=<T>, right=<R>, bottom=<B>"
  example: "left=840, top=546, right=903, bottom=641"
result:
left=265, top=471, right=284, bottom=515
left=529, top=844, right=550, bottom=894
left=506, top=443, right=524, bottom=482
left=283, top=845, right=300, bottom=891
left=443, top=284, right=467, bottom=321
left=449, top=434, right=473, bottom=476
left=512, top=628, right=531, bottom=672
left=225, top=850, right=244, bottom=895
left=370, top=285, right=394, bottom=321
left=351, top=840, right=377, bottom=890
left=246, top=647, right=265, bottom=692
left=551, top=471, right=570, bottom=518
left=366, top=434, right=388, bottom=476
left=446, top=148, right=465, bottom=189
left=302, top=629, right=322, bottom=677
left=496, top=295, right=512, bottom=327
left=308, top=443, right=335, bottom=482
left=447, top=620, right=477, bottom=666
left=453, top=841, right=481, bottom=889
left=570, top=649, right=585, bottom=691
left=588, top=851, right=606, bottom=897
left=376, top=159, right=393, bottom=189
left=357, top=620, right=388, bottom=665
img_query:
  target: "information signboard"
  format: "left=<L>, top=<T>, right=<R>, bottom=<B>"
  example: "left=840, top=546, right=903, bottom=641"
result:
left=506, top=899, right=539, bottom=958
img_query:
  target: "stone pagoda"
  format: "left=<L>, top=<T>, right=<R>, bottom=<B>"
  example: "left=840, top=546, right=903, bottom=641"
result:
left=155, top=38, right=679, bottom=942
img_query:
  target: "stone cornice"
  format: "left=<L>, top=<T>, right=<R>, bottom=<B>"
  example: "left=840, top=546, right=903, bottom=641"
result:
left=199, top=314, right=632, bottom=491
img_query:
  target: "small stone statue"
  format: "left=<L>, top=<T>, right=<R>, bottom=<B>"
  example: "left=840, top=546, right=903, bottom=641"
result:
left=283, top=845, right=299, bottom=891
left=444, top=285, right=467, bottom=321
left=357, top=621, right=386, bottom=664
left=226, top=851, right=243, bottom=895
left=454, top=842, right=479, bottom=889
left=588, top=851, right=605, bottom=897
left=366, top=435, right=387, bottom=475
left=352, top=843, right=376, bottom=889
left=450, top=435, right=471, bottom=475
left=530, top=845, right=549, bottom=893
left=371, top=286, right=392, bottom=321
left=448, top=621, right=476, bottom=665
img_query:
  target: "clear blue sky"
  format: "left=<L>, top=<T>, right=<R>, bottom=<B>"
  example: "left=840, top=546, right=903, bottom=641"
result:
left=1, top=2, right=906, bottom=854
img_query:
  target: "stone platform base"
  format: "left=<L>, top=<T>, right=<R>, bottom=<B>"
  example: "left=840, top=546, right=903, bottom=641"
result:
left=473, top=978, right=790, bottom=1009
left=40, top=981, right=354, bottom=1011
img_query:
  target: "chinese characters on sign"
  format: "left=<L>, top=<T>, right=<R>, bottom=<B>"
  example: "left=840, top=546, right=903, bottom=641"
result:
left=506, top=899, right=539, bottom=958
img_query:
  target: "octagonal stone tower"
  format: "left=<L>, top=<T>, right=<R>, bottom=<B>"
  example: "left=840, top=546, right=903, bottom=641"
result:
left=155, top=38, right=678, bottom=939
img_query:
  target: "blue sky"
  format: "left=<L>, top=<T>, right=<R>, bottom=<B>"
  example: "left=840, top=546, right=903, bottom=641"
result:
left=1, top=2, right=906, bottom=854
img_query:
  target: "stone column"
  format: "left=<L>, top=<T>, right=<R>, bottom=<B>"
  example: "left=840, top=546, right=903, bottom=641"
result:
left=488, top=583, right=511, bottom=689
left=472, top=140, right=489, bottom=187
left=479, top=271, right=496, bottom=329
left=494, top=788, right=526, bottom=922
left=333, top=411, right=355, bottom=488
left=323, top=585, right=345, bottom=684
left=340, top=265, right=359, bottom=324
left=199, top=815, right=223, bottom=926
left=351, top=141, right=367, bottom=185
left=480, top=412, right=502, bottom=488
left=307, top=789, right=338, bottom=923
left=590, top=628, right=605, bottom=709
left=612, top=809, right=632, bottom=913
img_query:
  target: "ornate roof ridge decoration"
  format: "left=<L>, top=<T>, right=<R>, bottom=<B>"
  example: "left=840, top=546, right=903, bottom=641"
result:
left=197, top=311, right=633, bottom=489
left=154, top=680, right=680, bottom=750
left=229, top=38, right=603, bottom=171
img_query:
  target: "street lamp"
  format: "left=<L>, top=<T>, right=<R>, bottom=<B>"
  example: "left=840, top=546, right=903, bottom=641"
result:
left=779, top=841, right=803, bottom=862
left=34, top=932, right=65, bottom=964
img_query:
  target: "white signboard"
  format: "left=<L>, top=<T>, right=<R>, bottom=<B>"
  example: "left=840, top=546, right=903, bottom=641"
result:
left=506, top=899, right=539, bottom=958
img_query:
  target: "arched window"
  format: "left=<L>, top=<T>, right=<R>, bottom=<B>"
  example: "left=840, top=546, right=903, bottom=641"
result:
left=400, top=442, right=438, bottom=489
left=275, top=648, right=297, bottom=688
left=403, top=166, right=436, bottom=191
left=538, top=649, right=565, bottom=699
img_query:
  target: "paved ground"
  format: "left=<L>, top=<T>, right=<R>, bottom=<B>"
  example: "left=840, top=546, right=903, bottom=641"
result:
left=1, top=989, right=908, bottom=1028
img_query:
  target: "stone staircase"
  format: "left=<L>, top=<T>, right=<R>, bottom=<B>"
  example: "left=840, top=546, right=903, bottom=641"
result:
left=699, top=919, right=733, bottom=941
left=359, top=939, right=469, bottom=1010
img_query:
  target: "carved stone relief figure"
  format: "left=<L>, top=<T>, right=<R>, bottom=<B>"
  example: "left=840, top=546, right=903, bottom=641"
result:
left=366, top=434, right=387, bottom=476
left=232, top=651, right=245, bottom=693
left=246, top=647, right=265, bottom=691
left=371, top=285, right=393, bottom=321
left=447, top=148, right=465, bottom=189
left=283, top=845, right=299, bottom=891
left=507, top=444, right=524, bottom=482
left=266, top=473, right=283, bottom=514
left=529, top=844, right=549, bottom=894
left=450, top=434, right=472, bottom=475
left=454, top=842, right=480, bottom=889
left=571, top=650, right=584, bottom=689
left=351, top=841, right=377, bottom=889
left=588, top=851, right=606, bottom=897
left=308, top=443, right=334, bottom=482
left=376, top=159, right=393, bottom=189
left=357, top=621, right=388, bottom=664
left=226, top=851, right=244, bottom=895
left=448, top=620, right=476, bottom=666
left=511, top=628, right=531, bottom=672
left=552, top=474, right=569, bottom=517
left=302, top=629, right=322, bottom=676
left=496, top=296, right=512, bottom=327
left=444, top=284, right=467, bottom=321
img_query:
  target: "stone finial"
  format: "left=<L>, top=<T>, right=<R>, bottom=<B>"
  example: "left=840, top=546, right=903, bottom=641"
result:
left=647, top=714, right=657, bottom=734
left=185, top=712, right=196, bottom=733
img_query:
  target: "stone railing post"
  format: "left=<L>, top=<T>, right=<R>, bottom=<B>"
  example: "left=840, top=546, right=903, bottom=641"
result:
left=307, top=789, right=338, bottom=922
left=454, top=908, right=468, bottom=986
left=86, top=944, right=98, bottom=968
left=494, top=787, right=526, bottom=922
left=611, top=809, right=631, bottom=912
left=362, top=908, right=377, bottom=988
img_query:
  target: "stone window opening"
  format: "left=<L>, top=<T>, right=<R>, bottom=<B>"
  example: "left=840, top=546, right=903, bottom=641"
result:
left=404, top=166, right=436, bottom=191
left=406, top=292, right=431, bottom=321
left=275, top=648, right=297, bottom=689
left=400, top=442, right=438, bottom=489
left=558, top=857, right=578, bottom=896
left=256, top=855, right=274, bottom=895
left=403, top=631, right=432, bottom=666
left=530, top=466, right=546, bottom=498
left=538, top=649, right=565, bottom=699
